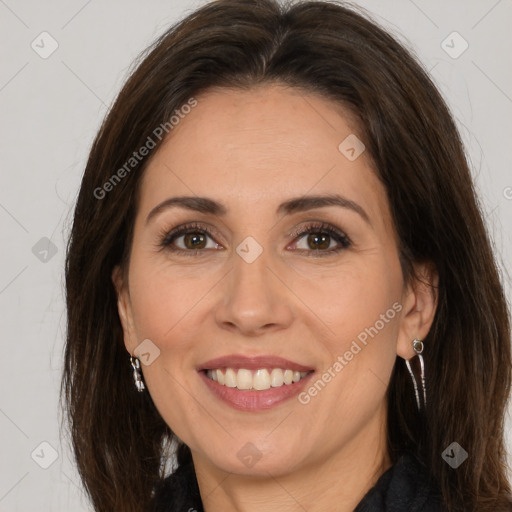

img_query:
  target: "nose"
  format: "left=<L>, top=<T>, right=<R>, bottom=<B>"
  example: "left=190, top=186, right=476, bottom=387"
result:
left=214, top=246, right=294, bottom=337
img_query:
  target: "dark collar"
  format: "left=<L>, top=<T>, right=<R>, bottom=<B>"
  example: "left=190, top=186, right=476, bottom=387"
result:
left=151, top=451, right=443, bottom=512
left=354, top=452, right=444, bottom=511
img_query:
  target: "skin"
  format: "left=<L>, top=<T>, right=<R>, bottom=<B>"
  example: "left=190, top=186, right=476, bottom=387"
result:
left=113, top=83, right=438, bottom=512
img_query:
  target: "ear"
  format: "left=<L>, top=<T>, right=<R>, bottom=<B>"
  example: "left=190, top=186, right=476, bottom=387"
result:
left=396, top=261, right=438, bottom=360
left=112, top=265, right=138, bottom=355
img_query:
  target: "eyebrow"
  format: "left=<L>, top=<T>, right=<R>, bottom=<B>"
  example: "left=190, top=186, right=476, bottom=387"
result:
left=145, top=194, right=371, bottom=226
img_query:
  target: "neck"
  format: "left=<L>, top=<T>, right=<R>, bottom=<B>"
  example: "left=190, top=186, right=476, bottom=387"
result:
left=192, top=404, right=391, bottom=512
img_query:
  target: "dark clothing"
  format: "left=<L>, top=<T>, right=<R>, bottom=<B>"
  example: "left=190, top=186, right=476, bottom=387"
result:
left=353, top=452, right=444, bottom=511
left=151, top=451, right=444, bottom=511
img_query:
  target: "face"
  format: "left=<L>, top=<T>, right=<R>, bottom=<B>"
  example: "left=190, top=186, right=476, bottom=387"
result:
left=113, top=84, right=435, bottom=479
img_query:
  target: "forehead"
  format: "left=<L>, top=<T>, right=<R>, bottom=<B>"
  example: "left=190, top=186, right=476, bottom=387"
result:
left=137, top=84, right=389, bottom=227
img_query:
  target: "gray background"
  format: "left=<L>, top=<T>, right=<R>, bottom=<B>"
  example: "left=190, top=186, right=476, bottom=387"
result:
left=0, top=0, right=511, bottom=510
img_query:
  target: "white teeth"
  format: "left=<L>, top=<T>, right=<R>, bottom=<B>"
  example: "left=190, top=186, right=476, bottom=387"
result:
left=253, top=369, right=270, bottom=390
left=270, top=368, right=284, bottom=387
left=206, top=368, right=310, bottom=390
left=236, top=369, right=253, bottom=390
left=225, top=368, right=237, bottom=388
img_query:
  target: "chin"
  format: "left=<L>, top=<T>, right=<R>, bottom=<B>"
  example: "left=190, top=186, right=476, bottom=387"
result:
left=197, top=439, right=309, bottom=478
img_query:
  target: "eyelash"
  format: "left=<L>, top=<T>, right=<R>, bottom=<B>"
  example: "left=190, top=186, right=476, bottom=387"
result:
left=158, top=221, right=352, bottom=257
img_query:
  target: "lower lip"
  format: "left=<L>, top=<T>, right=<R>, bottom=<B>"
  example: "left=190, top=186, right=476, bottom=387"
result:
left=199, top=370, right=314, bottom=411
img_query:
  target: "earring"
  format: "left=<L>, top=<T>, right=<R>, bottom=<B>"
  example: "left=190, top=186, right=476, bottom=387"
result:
left=405, top=338, right=426, bottom=411
left=130, top=356, right=145, bottom=392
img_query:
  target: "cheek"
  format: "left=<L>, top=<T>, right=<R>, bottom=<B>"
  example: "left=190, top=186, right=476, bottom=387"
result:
left=126, top=262, right=210, bottom=430
left=127, top=252, right=208, bottom=344
left=291, top=253, right=402, bottom=406
left=289, top=251, right=402, bottom=339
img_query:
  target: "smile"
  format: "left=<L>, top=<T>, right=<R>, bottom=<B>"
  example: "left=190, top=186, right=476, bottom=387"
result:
left=198, top=354, right=315, bottom=410
left=205, top=368, right=311, bottom=391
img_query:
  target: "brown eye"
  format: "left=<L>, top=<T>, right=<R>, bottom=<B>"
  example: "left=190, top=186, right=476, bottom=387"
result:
left=291, top=222, right=351, bottom=256
left=159, top=222, right=221, bottom=254
left=304, top=233, right=332, bottom=250
left=159, top=221, right=350, bottom=257
left=182, top=232, right=208, bottom=250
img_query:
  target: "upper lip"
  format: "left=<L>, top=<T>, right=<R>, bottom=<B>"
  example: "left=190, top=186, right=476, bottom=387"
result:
left=198, top=354, right=314, bottom=372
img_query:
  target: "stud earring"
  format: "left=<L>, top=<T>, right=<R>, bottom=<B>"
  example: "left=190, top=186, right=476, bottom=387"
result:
left=405, top=338, right=426, bottom=411
left=130, top=356, right=145, bottom=392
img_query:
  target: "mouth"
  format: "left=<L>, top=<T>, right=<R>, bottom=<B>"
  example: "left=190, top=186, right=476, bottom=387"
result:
left=204, top=367, right=311, bottom=390
left=198, top=355, right=315, bottom=411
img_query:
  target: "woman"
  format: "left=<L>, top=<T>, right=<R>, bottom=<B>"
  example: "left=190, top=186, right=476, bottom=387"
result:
left=61, top=0, right=512, bottom=511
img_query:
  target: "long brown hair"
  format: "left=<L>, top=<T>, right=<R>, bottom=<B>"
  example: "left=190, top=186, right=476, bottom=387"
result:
left=62, top=0, right=512, bottom=510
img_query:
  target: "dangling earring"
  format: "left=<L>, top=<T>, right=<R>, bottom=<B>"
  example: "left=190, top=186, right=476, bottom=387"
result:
left=405, top=338, right=426, bottom=411
left=130, top=356, right=145, bottom=392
